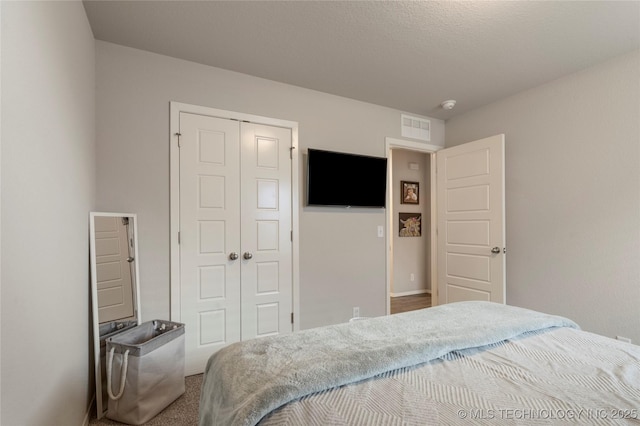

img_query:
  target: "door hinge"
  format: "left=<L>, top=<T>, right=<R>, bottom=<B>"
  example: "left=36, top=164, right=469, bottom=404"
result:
left=178, top=231, right=181, bottom=244
left=291, top=312, right=294, bottom=324
left=291, top=230, right=293, bottom=241
left=175, top=132, right=182, bottom=148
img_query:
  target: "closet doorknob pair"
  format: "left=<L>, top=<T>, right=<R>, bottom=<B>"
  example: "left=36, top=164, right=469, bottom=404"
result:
left=229, top=252, right=253, bottom=260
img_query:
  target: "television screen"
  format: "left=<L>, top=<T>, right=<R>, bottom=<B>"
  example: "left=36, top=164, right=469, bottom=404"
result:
left=306, top=148, right=387, bottom=208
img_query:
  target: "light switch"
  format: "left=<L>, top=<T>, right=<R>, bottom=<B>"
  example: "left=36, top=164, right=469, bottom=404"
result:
left=377, top=225, right=384, bottom=238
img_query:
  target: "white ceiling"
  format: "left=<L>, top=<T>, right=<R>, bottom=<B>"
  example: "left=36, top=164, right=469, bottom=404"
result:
left=83, top=1, right=640, bottom=120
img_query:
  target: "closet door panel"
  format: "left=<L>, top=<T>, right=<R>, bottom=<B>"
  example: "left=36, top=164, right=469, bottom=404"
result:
left=240, top=122, right=293, bottom=339
left=179, top=112, right=241, bottom=375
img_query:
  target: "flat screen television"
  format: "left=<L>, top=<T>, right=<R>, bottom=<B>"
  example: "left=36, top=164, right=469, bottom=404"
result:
left=306, top=148, right=387, bottom=208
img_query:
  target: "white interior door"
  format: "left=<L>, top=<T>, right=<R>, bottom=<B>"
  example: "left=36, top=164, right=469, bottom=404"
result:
left=240, top=122, right=293, bottom=339
left=179, top=112, right=242, bottom=375
left=437, top=134, right=505, bottom=304
left=94, top=216, right=135, bottom=323
left=179, top=113, right=293, bottom=375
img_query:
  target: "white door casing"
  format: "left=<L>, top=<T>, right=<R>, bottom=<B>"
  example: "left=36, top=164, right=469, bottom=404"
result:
left=437, top=134, right=505, bottom=304
left=172, top=104, right=298, bottom=376
left=94, top=215, right=135, bottom=323
left=384, top=138, right=441, bottom=312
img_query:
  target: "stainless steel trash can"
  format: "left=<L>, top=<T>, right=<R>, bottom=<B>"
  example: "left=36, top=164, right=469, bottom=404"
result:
left=106, top=320, right=185, bottom=425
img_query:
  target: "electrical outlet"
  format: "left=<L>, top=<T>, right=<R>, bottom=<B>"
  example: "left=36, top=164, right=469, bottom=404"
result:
left=353, top=307, right=360, bottom=318
left=616, top=335, right=632, bottom=343
left=410, top=273, right=415, bottom=282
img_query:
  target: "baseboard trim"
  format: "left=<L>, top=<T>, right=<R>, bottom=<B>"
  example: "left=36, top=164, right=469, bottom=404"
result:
left=83, top=395, right=95, bottom=426
left=390, top=289, right=431, bottom=298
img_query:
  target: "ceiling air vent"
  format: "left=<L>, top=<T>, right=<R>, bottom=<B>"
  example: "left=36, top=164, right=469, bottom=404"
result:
left=401, top=114, right=430, bottom=142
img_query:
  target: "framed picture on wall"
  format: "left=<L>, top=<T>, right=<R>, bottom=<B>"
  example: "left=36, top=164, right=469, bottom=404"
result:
left=399, top=213, right=422, bottom=237
left=401, top=181, right=419, bottom=204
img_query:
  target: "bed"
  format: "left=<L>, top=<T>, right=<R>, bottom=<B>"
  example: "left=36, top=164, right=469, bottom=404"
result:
left=199, top=301, right=640, bottom=425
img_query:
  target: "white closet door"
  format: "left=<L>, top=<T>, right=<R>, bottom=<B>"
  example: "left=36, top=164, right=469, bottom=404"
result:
left=240, top=122, right=293, bottom=340
left=437, top=134, right=505, bottom=304
left=179, top=113, right=293, bottom=375
left=179, top=112, right=241, bottom=375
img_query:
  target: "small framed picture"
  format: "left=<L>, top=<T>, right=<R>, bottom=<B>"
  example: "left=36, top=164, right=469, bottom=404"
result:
left=401, top=181, right=419, bottom=204
left=399, top=213, right=422, bottom=237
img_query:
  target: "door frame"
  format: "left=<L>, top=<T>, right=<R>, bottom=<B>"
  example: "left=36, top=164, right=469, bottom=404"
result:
left=169, top=102, right=300, bottom=331
left=385, top=137, right=442, bottom=314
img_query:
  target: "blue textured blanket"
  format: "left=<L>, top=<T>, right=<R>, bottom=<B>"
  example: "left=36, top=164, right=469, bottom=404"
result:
left=199, top=301, right=579, bottom=426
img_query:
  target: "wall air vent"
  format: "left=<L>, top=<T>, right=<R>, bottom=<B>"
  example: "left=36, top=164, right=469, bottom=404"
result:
left=401, top=114, right=430, bottom=142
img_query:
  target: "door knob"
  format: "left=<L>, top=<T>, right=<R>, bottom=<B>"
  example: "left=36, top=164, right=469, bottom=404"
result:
left=491, top=247, right=501, bottom=254
left=243, top=252, right=253, bottom=260
left=126, top=257, right=135, bottom=263
left=229, top=252, right=239, bottom=260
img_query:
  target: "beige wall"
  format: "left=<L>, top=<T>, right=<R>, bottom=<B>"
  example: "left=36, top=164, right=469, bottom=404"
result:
left=445, top=51, right=640, bottom=343
left=95, top=41, right=445, bottom=329
left=391, top=149, right=431, bottom=295
left=1, top=1, right=96, bottom=424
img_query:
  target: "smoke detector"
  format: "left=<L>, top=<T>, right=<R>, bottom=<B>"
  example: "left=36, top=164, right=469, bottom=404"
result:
left=441, top=100, right=456, bottom=110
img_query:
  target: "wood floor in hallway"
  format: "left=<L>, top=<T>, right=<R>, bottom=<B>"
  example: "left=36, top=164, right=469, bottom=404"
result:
left=390, top=293, right=431, bottom=314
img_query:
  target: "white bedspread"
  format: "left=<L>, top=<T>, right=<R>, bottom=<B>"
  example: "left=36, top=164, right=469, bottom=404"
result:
left=199, top=301, right=579, bottom=426
left=260, top=327, right=640, bottom=425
